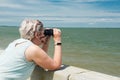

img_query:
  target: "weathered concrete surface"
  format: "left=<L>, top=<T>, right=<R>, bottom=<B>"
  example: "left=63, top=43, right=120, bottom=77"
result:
left=29, top=65, right=120, bottom=80
left=52, top=65, right=88, bottom=80
left=29, top=65, right=54, bottom=80
left=69, top=71, right=120, bottom=80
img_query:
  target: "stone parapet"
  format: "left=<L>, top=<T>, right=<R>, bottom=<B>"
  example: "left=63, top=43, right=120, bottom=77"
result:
left=28, top=65, right=120, bottom=80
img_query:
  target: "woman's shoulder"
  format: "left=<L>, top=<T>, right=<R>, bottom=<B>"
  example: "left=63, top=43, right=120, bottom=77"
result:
left=25, top=44, right=42, bottom=61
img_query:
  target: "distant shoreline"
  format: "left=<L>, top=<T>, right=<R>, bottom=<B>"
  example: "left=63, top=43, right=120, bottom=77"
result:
left=0, top=26, right=120, bottom=28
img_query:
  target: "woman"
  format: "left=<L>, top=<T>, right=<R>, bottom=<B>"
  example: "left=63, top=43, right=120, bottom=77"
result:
left=0, top=19, right=62, bottom=80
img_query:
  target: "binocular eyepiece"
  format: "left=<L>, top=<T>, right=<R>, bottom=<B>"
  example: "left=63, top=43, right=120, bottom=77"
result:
left=44, top=29, right=53, bottom=36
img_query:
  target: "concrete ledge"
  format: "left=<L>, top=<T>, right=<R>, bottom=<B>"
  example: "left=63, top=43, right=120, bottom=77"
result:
left=69, top=71, right=119, bottom=80
left=29, top=65, right=120, bottom=80
left=52, top=65, right=88, bottom=80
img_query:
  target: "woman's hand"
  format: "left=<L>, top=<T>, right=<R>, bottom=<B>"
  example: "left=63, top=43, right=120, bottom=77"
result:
left=53, top=28, right=61, bottom=43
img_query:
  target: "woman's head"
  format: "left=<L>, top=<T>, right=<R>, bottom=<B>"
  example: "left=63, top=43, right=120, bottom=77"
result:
left=19, top=19, right=43, bottom=40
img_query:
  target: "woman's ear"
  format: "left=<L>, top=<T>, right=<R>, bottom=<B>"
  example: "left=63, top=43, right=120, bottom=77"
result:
left=34, top=32, right=39, bottom=38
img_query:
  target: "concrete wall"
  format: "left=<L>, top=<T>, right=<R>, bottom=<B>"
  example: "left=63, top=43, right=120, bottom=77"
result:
left=28, top=65, right=120, bottom=80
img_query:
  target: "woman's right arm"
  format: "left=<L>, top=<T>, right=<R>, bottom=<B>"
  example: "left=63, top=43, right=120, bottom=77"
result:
left=26, top=29, right=62, bottom=70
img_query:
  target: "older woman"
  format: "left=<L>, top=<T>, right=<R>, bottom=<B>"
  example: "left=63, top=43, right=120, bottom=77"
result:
left=0, top=19, right=62, bottom=80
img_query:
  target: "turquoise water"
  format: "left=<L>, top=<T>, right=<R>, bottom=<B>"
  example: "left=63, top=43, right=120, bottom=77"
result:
left=0, top=26, right=120, bottom=77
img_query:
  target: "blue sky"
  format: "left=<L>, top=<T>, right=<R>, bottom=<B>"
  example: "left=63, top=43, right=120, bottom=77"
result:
left=0, top=0, right=120, bottom=28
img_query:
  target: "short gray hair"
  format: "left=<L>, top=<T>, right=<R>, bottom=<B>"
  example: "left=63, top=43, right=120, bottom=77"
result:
left=19, top=19, right=43, bottom=40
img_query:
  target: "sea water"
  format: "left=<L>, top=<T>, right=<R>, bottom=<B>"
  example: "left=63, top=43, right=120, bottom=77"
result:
left=0, top=26, right=120, bottom=77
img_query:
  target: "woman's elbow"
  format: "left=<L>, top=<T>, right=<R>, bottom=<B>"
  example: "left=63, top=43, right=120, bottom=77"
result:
left=49, top=63, right=61, bottom=70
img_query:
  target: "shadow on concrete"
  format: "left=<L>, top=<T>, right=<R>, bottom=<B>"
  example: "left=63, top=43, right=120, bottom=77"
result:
left=30, top=65, right=69, bottom=80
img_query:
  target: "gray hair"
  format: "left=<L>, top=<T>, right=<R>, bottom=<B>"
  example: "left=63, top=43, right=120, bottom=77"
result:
left=19, top=19, right=43, bottom=40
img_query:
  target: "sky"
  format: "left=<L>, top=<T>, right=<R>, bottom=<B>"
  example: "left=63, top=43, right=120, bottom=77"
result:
left=0, top=0, right=120, bottom=28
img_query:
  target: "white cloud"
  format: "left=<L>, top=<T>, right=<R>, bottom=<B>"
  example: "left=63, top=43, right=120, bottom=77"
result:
left=60, top=0, right=116, bottom=2
left=0, top=3, right=23, bottom=9
left=0, top=0, right=120, bottom=27
left=98, top=18, right=113, bottom=22
left=89, top=22, right=95, bottom=25
left=88, top=18, right=120, bottom=25
left=0, top=19, right=15, bottom=22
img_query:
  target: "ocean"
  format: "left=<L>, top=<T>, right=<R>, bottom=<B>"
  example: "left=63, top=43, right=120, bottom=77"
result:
left=0, top=26, right=120, bottom=77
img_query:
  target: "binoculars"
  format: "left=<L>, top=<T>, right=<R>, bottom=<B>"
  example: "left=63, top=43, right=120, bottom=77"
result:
left=44, top=29, right=53, bottom=36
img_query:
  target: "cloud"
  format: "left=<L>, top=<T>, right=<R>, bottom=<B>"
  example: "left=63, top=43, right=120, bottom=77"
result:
left=0, top=19, right=15, bottom=22
left=0, top=0, right=120, bottom=27
left=45, top=0, right=117, bottom=3
left=98, top=18, right=113, bottom=22
left=0, top=3, right=24, bottom=9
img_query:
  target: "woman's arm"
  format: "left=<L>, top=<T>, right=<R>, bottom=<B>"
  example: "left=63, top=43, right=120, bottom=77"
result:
left=26, top=28, right=62, bottom=70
